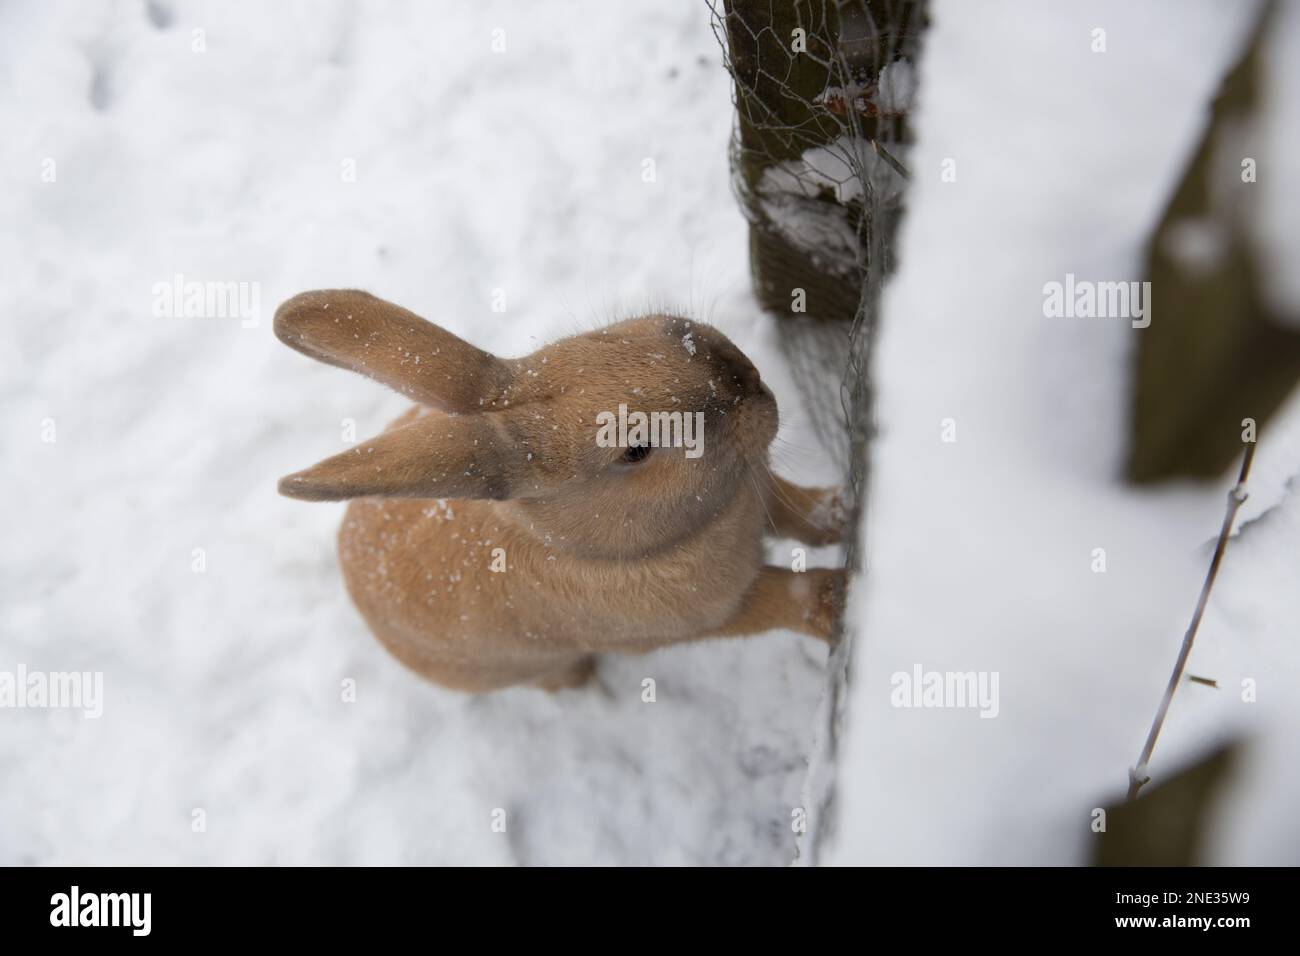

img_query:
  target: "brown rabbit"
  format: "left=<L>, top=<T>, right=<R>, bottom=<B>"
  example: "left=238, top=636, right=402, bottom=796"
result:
left=275, top=290, right=846, bottom=692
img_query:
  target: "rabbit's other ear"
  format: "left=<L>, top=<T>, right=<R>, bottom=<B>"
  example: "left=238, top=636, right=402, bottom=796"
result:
left=278, top=413, right=524, bottom=502
left=274, top=290, right=510, bottom=413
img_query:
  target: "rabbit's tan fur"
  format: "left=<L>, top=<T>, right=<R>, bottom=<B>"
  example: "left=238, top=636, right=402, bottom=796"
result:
left=276, top=290, right=845, bottom=692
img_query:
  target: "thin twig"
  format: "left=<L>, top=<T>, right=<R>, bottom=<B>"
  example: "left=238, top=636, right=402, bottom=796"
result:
left=870, top=139, right=911, bottom=180
left=1127, top=440, right=1258, bottom=801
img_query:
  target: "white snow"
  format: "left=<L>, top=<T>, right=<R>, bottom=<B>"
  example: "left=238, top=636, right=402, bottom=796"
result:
left=823, top=0, right=1300, bottom=866
left=873, top=57, right=917, bottom=115
left=6, top=0, right=1294, bottom=870
left=0, top=0, right=841, bottom=865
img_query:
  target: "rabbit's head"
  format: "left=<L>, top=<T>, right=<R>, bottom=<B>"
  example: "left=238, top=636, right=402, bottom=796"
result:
left=275, top=291, right=778, bottom=559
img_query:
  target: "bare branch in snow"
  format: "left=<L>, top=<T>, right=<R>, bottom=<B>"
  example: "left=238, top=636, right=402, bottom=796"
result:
left=1127, top=439, right=1258, bottom=801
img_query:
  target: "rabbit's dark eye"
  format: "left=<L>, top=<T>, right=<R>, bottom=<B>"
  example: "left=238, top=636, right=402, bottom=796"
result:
left=620, top=444, right=652, bottom=464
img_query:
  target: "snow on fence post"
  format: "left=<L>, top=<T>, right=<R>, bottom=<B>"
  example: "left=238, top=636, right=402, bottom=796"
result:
left=713, top=0, right=923, bottom=323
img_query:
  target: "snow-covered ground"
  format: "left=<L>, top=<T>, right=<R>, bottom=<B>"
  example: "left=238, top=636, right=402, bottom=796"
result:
left=824, top=0, right=1300, bottom=865
left=0, top=0, right=842, bottom=865
left=5, top=0, right=1297, bottom=868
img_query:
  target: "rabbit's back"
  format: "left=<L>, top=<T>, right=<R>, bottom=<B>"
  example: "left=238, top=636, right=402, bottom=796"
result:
left=336, top=473, right=768, bottom=689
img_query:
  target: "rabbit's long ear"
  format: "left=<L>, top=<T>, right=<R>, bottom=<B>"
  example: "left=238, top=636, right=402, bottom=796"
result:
left=278, top=413, right=524, bottom=502
left=274, top=290, right=509, bottom=412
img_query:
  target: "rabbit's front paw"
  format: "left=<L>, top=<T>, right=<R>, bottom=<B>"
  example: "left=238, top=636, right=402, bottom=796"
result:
left=805, top=487, right=849, bottom=546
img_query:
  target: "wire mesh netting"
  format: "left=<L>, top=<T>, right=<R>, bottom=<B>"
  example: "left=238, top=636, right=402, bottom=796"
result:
left=709, top=0, right=928, bottom=860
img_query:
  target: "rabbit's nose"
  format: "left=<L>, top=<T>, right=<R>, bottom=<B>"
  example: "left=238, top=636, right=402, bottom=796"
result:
left=712, top=342, right=764, bottom=394
left=736, top=362, right=766, bottom=397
